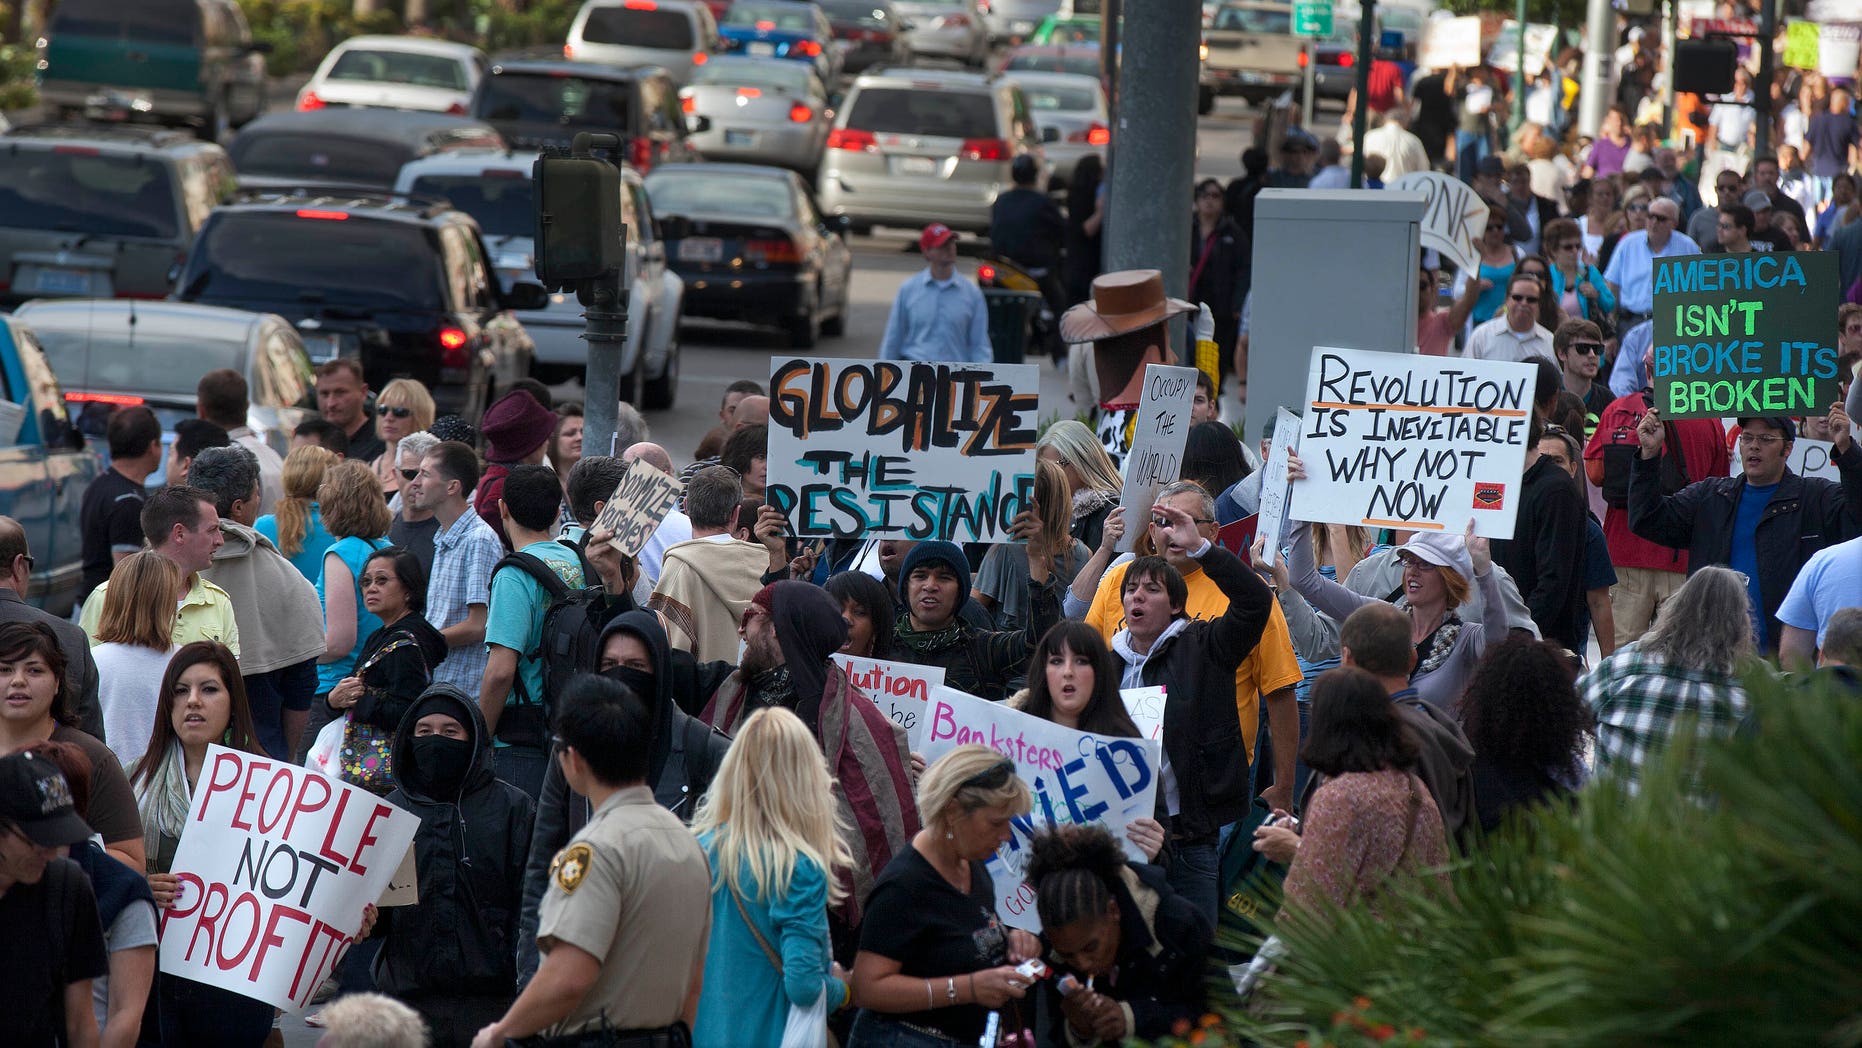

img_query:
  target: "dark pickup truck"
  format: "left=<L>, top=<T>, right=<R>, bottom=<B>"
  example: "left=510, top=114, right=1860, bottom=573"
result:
left=0, top=315, right=102, bottom=616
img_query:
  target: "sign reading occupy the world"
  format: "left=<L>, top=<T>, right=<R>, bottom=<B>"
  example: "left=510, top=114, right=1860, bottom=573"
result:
left=1115, top=364, right=1200, bottom=552
left=1652, top=251, right=1843, bottom=420
left=766, top=357, right=1041, bottom=542
left=159, top=747, right=421, bottom=1011
left=1292, top=346, right=1535, bottom=539
left=920, top=687, right=1160, bottom=932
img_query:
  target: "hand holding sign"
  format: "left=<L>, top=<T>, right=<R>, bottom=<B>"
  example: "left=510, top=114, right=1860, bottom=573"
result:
left=1096, top=505, right=1126, bottom=557
left=582, top=523, right=639, bottom=596
left=1637, top=406, right=1665, bottom=459
left=1465, top=519, right=1491, bottom=576
left=1830, top=401, right=1854, bottom=453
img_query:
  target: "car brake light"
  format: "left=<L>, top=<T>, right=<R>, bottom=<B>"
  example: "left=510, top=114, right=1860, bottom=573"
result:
left=693, top=51, right=709, bottom=64
left=66, top=391, right=145, bottom=406
left=1337, top=52, right=1353, bottom=67
left=827, top=128, right=877, bottom=152
left=563, top=43, right=575, bottom=58
left=682, top=95, right=697, bottom=113
left=631, top=137, right=654, bottom=170
left=446, top=101, right=467, bottom=115
left=960, top=137, right=1008, bottom=161
left=744, top=239, right=801, bottom=263
left=756, top=19, right=776, bottom=29
left=789, top=102, right=813, bottom=122
left=1067, top=122, right=1110, bottom=146
left=295, top=209, right=349, bottom=220
left=737, top=87, right=763, bottom=98
left=297, top=91, right=325, bottom=111
left=977, top=262, right=997, bottom=282
left=439, top=328, right=470, bottom=367
left=793, top=40, right=822, bottom=56
left=624, top=0, right=658, bottom=8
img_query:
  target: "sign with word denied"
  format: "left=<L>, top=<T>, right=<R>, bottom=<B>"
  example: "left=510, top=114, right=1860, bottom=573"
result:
left=593, top=457, right=683, bottom=557
left=920, top=687, right=1159, bottom=932
left=159, top=747, right=421, bottom=1011
left=1292, top=347, right=1535, bottom=539
left=1115, top=364, right=1199, bottom=552
left=832, top=653, right=942, bottom=745
left=767, top=357, right=1041, bottom=542
left=1653, top=251, right=1843, bottom=420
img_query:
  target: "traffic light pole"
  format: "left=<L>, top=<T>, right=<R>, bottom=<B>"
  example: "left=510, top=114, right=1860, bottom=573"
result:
left=580, top=269, right=629, bottom=458
left=534, top=130, right=631, bottom=458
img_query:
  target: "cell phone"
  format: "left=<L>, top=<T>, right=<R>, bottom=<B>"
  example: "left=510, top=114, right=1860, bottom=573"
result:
left=1014, top=958, right=1050, bottom=981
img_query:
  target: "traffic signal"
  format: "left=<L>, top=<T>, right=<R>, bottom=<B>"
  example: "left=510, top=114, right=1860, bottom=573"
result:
left=533, top=152, right=624, bottom=289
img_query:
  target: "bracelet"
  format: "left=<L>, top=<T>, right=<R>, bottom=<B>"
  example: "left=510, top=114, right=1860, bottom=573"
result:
left=925, top=979, right=934, bottom=1009
left=968, top=972, right=977, bottom=1002
left=946, top=976, right=958, bottom=1005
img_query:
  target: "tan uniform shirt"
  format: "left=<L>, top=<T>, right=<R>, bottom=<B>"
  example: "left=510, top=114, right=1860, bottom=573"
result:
left=539, top=784, right=712, bottom=1035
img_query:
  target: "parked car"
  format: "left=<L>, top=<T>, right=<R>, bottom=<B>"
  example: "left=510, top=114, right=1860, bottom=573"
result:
left=295, top=35, right=489, bottom=115
left=895, top=0, right=989, bottom=66
left=819, top=69, right=1044, bottom=234
left=175, top=190, right=544, bottom=422
left=34, top=0, right=268, bottom=141
left=0, top=315, right=100, bottom=616
left=1201, top=2, right=1301, bottom=113
left=999, top=43, right=1105, bottom=84
left=225, top=109, right=505, bottom=191
left=471, top=60, right=695, bottom=172
left=817, top=0, right=908, bottom=76
left=678, top=56, right=832, bottom=174
left=566, top=0, right=722, bottom=85
left=999, top=71, right=1106, bottom=189
left=984, top=0, right=1061, bottom=46
left=0, top=124, right=236, bottom=306
left=15, top=300, right=314, bottom=483
left=395, top=151, right=685, bottom=407
left=646, top=163, right=851, bottom=348
left=717, top=0, right=841, bottom=83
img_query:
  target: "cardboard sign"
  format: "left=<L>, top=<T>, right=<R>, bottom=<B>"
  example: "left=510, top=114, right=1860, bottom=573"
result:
left=766, top=357, right=1041, bottom=542
left=1726, top=435, right=1846, bottom=481
left=1216, top=513, right=1259, bottom=556
left=1291, top=347, right=1535, bottom=539
left=1486, top=20, right=1561, bottom=76
left=1417, top=15, right=1481, bottom=69
left=1784, top=20, right=1821, bottom=68
left=1652, top=252, right=1843, bottom=420
left=919, top=687, right=1161, bottom=932
left=159, top=747, right=421, bottom=1012
left=1255, top=408, right=1302, bottom=566
left=1818, top=22, right=1862, bottom=79
left=1119, top=686, right=1165, bottom=743
left=1390, top=172, right=1489, bottom=276
left=831, top=654, right=943, bottom=745
left=380, top=845, right=419, bottom=908
left=1116, top=364, right=1200, bottom=552
left=593, top=457, right=683, bottom=557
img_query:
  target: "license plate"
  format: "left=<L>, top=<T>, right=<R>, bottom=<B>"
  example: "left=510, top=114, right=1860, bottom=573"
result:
left=892, top=155, right=938, bottom=175
left=301, top=334, right=343, bottom=362
left=18, top=266, right=94, bottom=296
left=678, top=237, right=724, bottom=263
left=749, top=41, right=777, bottom=56
left=724, top=129, right=755, bottom=146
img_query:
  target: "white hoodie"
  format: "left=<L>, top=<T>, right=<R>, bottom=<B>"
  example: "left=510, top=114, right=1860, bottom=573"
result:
left=1110, top=616, right=1192, bottom=816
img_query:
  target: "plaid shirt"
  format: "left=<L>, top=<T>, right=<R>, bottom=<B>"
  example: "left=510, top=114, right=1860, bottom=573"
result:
left=1580, top=641, right=1749, bottom=789
left=427, top=509, right=503, bottom=694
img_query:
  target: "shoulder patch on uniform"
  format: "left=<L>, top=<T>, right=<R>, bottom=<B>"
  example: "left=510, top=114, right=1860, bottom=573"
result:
left=553, top=842, right=593, bottom=893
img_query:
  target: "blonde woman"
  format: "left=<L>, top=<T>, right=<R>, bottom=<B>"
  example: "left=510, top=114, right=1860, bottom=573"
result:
left=976, top=459, right=1090, bottom=630
left=692, top=707, right=854, bottom=1048
left=314, top=461, right=393, bottom=715
left=256, top=444, right=339, bottom=583
left=92, top=552, right=185, bottom=767
left=850, top=745, right=1040, bottom=1048
left=1037, top=418, right=1123, bottom=552
left=371, top=378, right=436, bottom=499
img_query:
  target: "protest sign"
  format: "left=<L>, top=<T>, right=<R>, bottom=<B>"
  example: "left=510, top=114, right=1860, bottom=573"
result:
left=1784, top=20, right=1821, bottom=67
left=1651, top=252, right=1843, bottom=420
left=1115, top=364, right=1199, bottom=552
left=591, top=457, right=683, bottom=557
left=832, top=653, right=942, bottom=745
left=1418, top=15, right=1481, bottom=69
left=1291, top=346, right=1535, bottom=539
left=1819, top=22, right=1862, bottom=79
left=159, top=747, right=421, bottom=1012
left=380, top=845, right=418, bottom=907
left=920, top=686, right=1160, bottom=932
left=766, top=357, right=1041, bottom=542
left=1726, top=435, right=1847, bottom=481
left=1120, top=686, right=1165, bottom=744
left=1390, top=172, right=1489, bottom=275
left=1255, top=407, right=1301, bottom=565
left=1485, top=20, right=1560, bottom=75
left=1216, top=513, right=1259, bottom=556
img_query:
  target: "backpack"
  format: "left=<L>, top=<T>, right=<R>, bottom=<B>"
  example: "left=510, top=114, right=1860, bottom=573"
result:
left=491, top=540, right=607, bottom=742
left=1601, top=415, right=1691, bottom=509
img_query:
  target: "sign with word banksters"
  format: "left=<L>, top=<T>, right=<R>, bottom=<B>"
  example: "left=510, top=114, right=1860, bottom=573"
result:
left=159, top=746, right=421, bottom=1011
left=1653, top=251, right=1843, bottom=420
left=766, top=357, right=1041, bottom=542
left=1293, top=347, right=1535, bottom=539
left=920, top=687, right=1160, bottom=932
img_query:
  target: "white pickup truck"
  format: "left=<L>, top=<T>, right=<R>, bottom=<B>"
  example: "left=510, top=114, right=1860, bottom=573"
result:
left=1200, top=1, right=1304, bottom=113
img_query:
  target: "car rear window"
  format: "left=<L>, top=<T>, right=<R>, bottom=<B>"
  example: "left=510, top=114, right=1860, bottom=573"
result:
left=845, top=87, right=996, bottom=138
left=693, top=60, right=813, bottom=93
left=818, top=0, right=889, bottom=26
left=328, top=49, right=471, bottom=90
left=187, top=212, right=443, bottom=310
left=50, top=0, right=197, bottom=44
left=1005, top=53, right=1100, bottom=77
left=724, top=3, right=817, bottom=29
left=1019, top=84, right=1096, bottom=111
left=477, top=73, right=636, bottom=131
left=32, top=325, right=247, bottom=397
left=645, top=172, right=795, bottom=219
left=230, top=133, right=412, bottom=188
left=409, top=174, right=534, bottom=238
left=1214, top=5, right=1292, bottom=32
left=582, top=6, right=697, bottom=49
left=0, top=149, right=178, bottom=239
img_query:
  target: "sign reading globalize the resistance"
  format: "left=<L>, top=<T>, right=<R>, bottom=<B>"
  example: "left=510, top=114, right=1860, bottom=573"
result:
left=766, top=356, right=1041, bottom=542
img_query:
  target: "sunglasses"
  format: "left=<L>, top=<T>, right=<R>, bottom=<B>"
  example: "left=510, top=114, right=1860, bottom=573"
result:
left=1567, top=341, right=1603, bottom=355
left=1626, top=203, right=1649, bottom=213
left=1510, top=294, right=1540, bottom=303
left=960, top=759, right=1016, bottom=791
left=400, top=468, right=420, bottom=481
left=377, top=405, right=413, bottom=419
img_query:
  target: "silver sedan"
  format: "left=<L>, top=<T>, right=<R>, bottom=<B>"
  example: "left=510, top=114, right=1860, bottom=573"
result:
left=679, top=56, right=833, bottom=177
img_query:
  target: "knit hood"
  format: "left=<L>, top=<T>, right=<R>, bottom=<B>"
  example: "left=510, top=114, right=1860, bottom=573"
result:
left=203, top=520, right=326, bottom=673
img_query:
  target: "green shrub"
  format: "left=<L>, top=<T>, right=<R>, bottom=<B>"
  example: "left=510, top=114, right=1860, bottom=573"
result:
left=0, top=42, right=37, bottom=110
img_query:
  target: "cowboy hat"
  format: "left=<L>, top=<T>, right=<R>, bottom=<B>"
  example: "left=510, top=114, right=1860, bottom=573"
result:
left=1059, top=269, right=1197, bottom=344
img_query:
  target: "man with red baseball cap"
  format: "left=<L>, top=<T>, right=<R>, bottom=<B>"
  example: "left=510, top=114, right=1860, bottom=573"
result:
left=878, top=223, right=994, bottom=363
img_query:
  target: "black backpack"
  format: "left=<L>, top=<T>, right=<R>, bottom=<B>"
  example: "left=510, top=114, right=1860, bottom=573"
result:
left=491, top=541, right=608, bottom=743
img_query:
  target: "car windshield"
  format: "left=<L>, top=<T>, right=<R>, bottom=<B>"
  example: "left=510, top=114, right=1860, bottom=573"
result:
left=582, top=6, right=697, bottom=48
left=693, top=60, right=813, bottom=92
left=189, top=213, right=442, bottom=310
left=409, top=174, right=534, bottom=238
left=231, top=133, right=412, bottom=187
left=1017, top=83, right=1097, bottom=111
left=646, top=173, right=795, bottom=219
left=477, top=73, right=635, bottom=129
left=817, top=0, right=889, bottom=25
left=723, top=3, right=817, bottom=29
left=327, top=49, right=471, bottom=90
left=1005, top=53, right=1100, bottom=77
left=50, top=0, right=196, bottom=44
left=0, top=149, right=178, bottom=239
left=31, top=326, right=247, bottom=396
left=1041, top=18, right=1099, bottom=42
left=1214, top=5, right=1291, bottom=32
left=846, top=87, right=996, bottom=138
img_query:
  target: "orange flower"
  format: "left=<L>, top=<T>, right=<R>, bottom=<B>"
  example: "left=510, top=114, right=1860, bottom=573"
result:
left=1353, top=996, right=1373, bottom=1012
left=1295, top=1041, right=1310, bottom=1048
left=1201, top=1013, right=1222, bottom=1028
left=1173, top=1018, right=1194, bottom=1037
left=1370, top=1024, right=1396, bottom=1041
left=1190, top=1031, right=1207, bottom=1045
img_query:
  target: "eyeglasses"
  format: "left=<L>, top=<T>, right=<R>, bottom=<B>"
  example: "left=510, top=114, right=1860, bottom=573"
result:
left=959, top=759, right=1016, bottom=791
left=13, top=553, right=32, bottom=574
left=377, top=405, right=412, bottom=419
left=1152, top=514, right=1215, bottom=527
left=1552, top=240, right=1579, bottom=251
left=1567, top=341, right=1603, bottom=355
left=1510, top=294, right=1540, bottom=303
left=400, top=468, right=420, bottom=481
left=359, top=573, right=397, bottom=587
left=1738, top=433, right=1784, bottom=447
left=1196, top=189, right=1223, bottom=200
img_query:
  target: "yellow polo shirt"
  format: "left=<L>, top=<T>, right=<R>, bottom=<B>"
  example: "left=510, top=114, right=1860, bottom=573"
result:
left=81, top=574, right=242, bottom=658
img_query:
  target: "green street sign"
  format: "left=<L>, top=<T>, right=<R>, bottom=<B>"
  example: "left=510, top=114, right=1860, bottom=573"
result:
left=1294, top=0, right=1332, bottom=36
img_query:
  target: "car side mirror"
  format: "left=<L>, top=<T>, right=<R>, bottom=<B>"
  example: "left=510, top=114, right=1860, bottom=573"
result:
left=686, top=114, right=712, bottom=134
left=503, top=280, right=550, bottom=311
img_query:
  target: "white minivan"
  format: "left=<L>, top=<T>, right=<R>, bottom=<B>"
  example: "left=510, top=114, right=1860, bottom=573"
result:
left=565, top=0, right=721, bottom=86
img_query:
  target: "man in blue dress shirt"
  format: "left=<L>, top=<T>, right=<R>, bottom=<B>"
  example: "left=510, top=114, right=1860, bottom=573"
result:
left=878, top=223, right=993, bottom=363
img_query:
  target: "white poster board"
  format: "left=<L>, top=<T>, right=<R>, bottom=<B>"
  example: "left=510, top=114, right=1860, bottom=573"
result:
left=920, top=687, right=1161, bottom=932
left=831, top=653, right=943, bottom=746
left=1389, top=172, right=1489, bottom=276
left=1256, top=407, right=1302, bottom=565
left=158, top=747, right=421, bottom=1012
left=1486, top=20, right=1560, bottom=75
left=1418, top=15, right=1482, bottom=70
left=1115, top=364, right=1200, bottom=552
left=1726, top=435, right=1846, bottom=481
left=1119, top=686, right=1166, bottom=744
left=1291, top=347, right=1535, bottom=539
left=766, top=357, right=1042, bottom=542
left=593, top=457, right=684, bottom=557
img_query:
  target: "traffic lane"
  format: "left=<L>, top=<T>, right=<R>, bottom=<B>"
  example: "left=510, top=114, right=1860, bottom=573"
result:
left=1193, top=92, right=1347, bottom=183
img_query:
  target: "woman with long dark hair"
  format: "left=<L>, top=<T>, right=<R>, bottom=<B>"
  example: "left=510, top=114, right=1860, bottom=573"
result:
left=1458, top=636, right=1592, bottom=834
left=825, top=571, right=897, bottom=660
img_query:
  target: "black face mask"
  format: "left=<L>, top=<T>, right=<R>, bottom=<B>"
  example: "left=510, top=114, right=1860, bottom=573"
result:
left=603, top=665, right=658, bottom=703
left=406, top=735, right=473, bottom=797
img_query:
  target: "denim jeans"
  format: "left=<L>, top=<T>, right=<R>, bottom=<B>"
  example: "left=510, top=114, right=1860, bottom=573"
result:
left=243, top=658, right=317, bottom=760
left=847, top=1010, right=970, bottom=1046
left=1167, top=839, right=1220, bottom=926
left=157, top=972, right=275, bottom=1048
left=1455, top=130, right=1488, bottom=182
left=495, top=743, right=549, bottom=800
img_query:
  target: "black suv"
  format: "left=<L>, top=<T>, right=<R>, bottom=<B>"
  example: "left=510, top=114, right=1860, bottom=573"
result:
left=174, top=190, right=546, bottom=422
left=469, top=60, right=696, bottom=173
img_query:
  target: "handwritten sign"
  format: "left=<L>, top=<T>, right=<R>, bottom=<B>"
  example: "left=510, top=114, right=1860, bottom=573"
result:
left=1726, top=434, right=1846, bottom=481
left=1116, top=364, right=1199, bottom=552
left=920, top=687, right=1160, bottom=932
left=159, top=747, right=421, bottom=1012
left=1119, top=686, right=1165, bottom=743
left=1255, top=408, right=1301, bottom=566
left=831, top=654, right=943, bottom=745
left=1652, top=252, right=1842, bottom=420
left=767, top=357, right=1040, bottom=542
left=1486, top=20, right=1560, bottom=76
left=1292, top=347, right=1535, bottom=539
left=1417, top=15, right=1481, bottom=69
left=592, top=457, right=683, bottom=557
left=1390, top=172, right=1488, bottom=275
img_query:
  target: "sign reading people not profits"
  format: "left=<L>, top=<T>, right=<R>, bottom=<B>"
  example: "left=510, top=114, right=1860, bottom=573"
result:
left=1652, top=251, right=1843, bottom=420
left=1291, top=347, right=1535, bottom=539
left=766, top=357, right=1040, bottom=542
